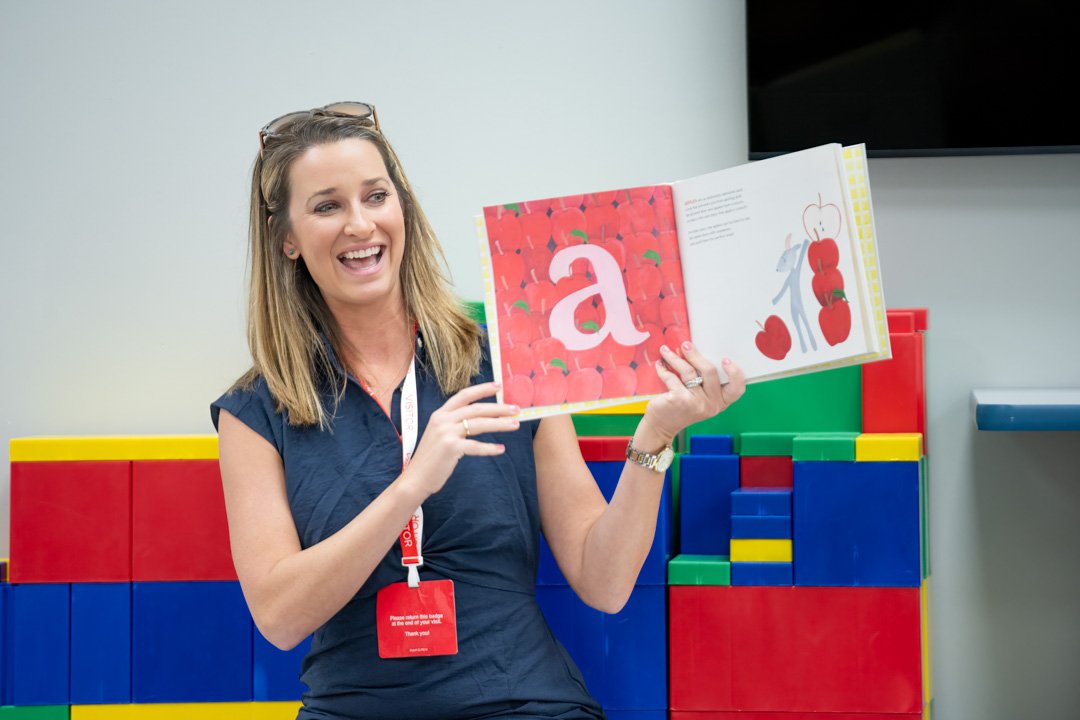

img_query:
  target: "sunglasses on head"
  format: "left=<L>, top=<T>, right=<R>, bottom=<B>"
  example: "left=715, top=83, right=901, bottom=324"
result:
left=259, top=101, right=379, bottom=154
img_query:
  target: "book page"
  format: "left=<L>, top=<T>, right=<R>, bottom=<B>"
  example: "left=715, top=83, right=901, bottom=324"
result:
left=671, top=143, right=887, bottom=382
left=477, top=186, right=688, bottom=419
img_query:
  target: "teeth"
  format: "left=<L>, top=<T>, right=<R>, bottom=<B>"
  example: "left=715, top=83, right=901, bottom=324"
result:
left=340, top=247, right=382, bottom=260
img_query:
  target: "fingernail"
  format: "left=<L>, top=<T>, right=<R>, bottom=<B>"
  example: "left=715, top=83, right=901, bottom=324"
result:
left=722, top=357, right=732, bottom=365
left=494, top=382, right=503, bottom=389
left=660, top=345, right=671, bottom=354
left=682, top=341, right=693, bottom=351
left=511, top=405, right=520, bottom=412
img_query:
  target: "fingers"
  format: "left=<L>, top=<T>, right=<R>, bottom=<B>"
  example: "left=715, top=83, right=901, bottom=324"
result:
left=658, top=344, right=698, bottom=384
left=458, top=414, right=520, bottom=438
left=443, top=381, right=502, bottom=410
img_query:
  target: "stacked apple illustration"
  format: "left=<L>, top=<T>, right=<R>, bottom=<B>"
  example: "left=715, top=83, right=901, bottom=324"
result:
left=803, top=194, right=851, bottom=346
left=483, top=185, right=689, bottom=409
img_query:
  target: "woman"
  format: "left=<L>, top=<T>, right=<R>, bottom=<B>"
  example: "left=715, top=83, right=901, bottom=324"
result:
left=212, top=101, right=746, bottom=720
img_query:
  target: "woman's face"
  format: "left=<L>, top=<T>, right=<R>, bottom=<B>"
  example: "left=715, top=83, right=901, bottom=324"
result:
left=283, top=138, right=407, bottom=319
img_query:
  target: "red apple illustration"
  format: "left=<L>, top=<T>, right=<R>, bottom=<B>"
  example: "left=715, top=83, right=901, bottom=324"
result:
left=625, top=263, right=662, bottom=303
left=656, top=230, right=680, bottom=262
left=629, top=298, right=661, bottom=326
left=811, top=268, right=845, bottom=306
left=523, top=280, right=558, bottom=317
left=808, top=236, right=839, bottom=272
left=590, top=236, right=626, bottom=267
left=628, top=186, right=655, bottom=202
left=552, top=200, right=586, bottom=246
left=633, top=323, right=665, bottom=368
left=659, top=295, right=689, bottom=327
left=662, top=323, right=691, bottom=350
left=566, top=366, right=603, bottom=403
left=520, top=209, right=552, bottom=249
left=819, top=290, right=852, bottom=346
left=601, top=364, right=637, bottom=399
left=585, top=204, right=620, bottom=240
left=755, top=315, right=792, bottom=361
left=500, top=313, right=537, bottom=346
left=624, top=232, right=659, bottom=269
left=599, top=334, right=637, bottom=371
left=491, top=249, right=525, bottom=292
left=532, top=367, right=567, bottom=406
left=635, top=362, right=668, bottom=395
left=618, top=200, right=656, bottom=236
left=496, top=288, right=526, bottom=319
left=589, top=190, right=619, bottom=207
left=503, top=374, right=535, bottom=408
left=523, top=198, right=552, bottom=216
left=531, top=337, right=568, bottom=378
left=501, top=343, right=535, bottom=380
left=522, top=246, right=554, bottom=285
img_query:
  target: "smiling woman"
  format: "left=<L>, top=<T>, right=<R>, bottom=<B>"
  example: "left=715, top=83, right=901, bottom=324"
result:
left=210, top=102, right=745, bottom=720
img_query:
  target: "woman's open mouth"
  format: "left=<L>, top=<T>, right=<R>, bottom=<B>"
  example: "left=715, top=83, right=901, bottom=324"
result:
left=338, top=245, right=385, bottom=273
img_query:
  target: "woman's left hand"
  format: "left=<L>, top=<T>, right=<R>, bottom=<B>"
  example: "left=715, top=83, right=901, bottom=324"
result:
left=636, top=341, right=746, bottom=448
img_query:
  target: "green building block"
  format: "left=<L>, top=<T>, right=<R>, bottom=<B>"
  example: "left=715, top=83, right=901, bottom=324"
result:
left=687, top=366, right=862, bottom=436
left=921, top=456, right=931, bottom=579
left=0, top=707, right=70, bottom=719
left=571, top=413, right=643, bottom=437
left=739, top=432, right=796, bottom=457
left=792, top=432, right=860, bottom=461
left=668, top=554, right=731, bottom=586
left=462, top=299, right=486, bottom=325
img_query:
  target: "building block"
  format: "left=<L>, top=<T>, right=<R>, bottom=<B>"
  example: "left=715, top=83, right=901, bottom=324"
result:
left=738, top=432, right=795, bottom=457
left=921, top=460, right=931, bottom=579
left=730, top=539, right=792, bottom=562
left=667, top=555, right=731, bottom=586
left=791, top=432, right=859, bottom=461
left=10, top=460, right=131, bottom=583
left=739, top=456, right=792, bottom=488
left=0, top=581, right=7, bottom=706
left=71, top=703, right=257, bottom=719
left=537, top=585, right=666, bottom=710
left=5, top=583, right=70, bottom=706
left=10, top=435, right=218, bottom=462
left=668, top=585, right=923, bottom=713
left=577, top=436, right=631, bottom=462
left=689, top=434, right=733, bottom=455
left=670, top=713, right=921, bottom=719
left=855, top=433, right=923, bottom=461
left=605, top=712, right=667, bottom=720
left=581, top=400, right=650, bottom=415
left=678, top=455, right=739, bottom=555
left=0, top=708, right=72, bottom=719
left=794, top=461, right=921, bottom=587
left=132, top=460, right=236, bottom=581
left=687, top=366, right=861, bottom=436
left=539, top=461, right=673, bottom=585
left=132, top=581, right=253, bottom=703
left=922, top=576, right=934, bottom=706
left=731, top=562, right=793, bottom=586
left=71, top=583, right=131, bottom=704
left=888, top=307, right=929, bottom=333
left=250, top=703, right=304, bottom=720
left=861, top=331, right=926, bottom=440
left=253, top=631, right=312, bottom=701
left=731, top=488, right=791, bottom=517
left=731, top=516, right=791, bottom=539
left=571, top=413, right=643, bottom=437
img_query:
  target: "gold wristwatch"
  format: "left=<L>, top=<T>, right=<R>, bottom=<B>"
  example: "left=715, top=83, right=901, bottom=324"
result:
left=625, top=439, right=675, bottom=473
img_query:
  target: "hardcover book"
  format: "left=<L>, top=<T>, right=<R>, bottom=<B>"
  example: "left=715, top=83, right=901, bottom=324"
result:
left=476, top=143, right=890, bottom=419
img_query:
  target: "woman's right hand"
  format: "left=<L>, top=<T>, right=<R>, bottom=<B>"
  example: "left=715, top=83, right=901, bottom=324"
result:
left=400, top=382, right=520, bottom=499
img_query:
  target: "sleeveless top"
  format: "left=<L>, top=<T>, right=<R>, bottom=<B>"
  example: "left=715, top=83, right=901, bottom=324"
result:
left=210, top=335, right=605, bottom=720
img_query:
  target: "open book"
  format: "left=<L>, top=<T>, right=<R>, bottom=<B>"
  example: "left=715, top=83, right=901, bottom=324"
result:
left=476, top=143, right=890, bottom=419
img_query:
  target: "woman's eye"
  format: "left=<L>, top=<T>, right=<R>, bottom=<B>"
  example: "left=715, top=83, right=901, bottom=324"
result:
left=314, top=202, right=338, bottom=214
left=368, top=191, right=389, bottom=204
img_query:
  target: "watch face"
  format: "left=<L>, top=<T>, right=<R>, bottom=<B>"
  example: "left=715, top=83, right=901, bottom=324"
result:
left=655, top=447, right=675, bottom=472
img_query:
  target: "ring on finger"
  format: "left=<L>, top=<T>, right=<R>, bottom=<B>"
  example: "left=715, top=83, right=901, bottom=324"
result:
left=462, top=418, right=471, bottom=437
left=683, top=375, right=704, bottom=389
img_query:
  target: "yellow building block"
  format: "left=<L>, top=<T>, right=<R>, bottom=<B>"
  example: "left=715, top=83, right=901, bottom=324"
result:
left=729, top=538, right=792, bottom=562
left=250, top=702, right=303, bottom=720
left=72, top=703, right=254, bottom=719
left=855, top=433, right=922, bottom=462
left=582, top=400, right=649, bottom=414
left=10, top=435, right=219, bottom=462
left=922, top=575, right=934, bottom=704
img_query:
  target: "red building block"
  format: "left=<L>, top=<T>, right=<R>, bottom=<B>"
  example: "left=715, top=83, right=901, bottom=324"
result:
left=132, top=460, right=236, bottom=581
left=671, top=713, right=921, bottom=719
left=862, top=331, right=925, bottom=440
left=577, top=436, right=631, bottom=462
left=739, top=456, right=792, bottom=488
left=887, top=308, right=929, bottom=333
left=10, top=461, right=131, bottom=583
left=669, top=585, right=923, bottom=714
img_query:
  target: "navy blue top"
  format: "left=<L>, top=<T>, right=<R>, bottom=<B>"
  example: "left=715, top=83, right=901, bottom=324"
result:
left=211, top=335, right=604, bottom=720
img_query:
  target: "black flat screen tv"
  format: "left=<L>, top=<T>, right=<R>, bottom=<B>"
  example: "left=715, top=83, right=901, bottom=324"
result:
left=747, top=0, right=1080, bottom=158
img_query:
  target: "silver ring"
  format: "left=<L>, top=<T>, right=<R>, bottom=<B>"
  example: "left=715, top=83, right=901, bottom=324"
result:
left=462, top=418, right=470, bottom=437
left=683, top=375, right=704, bottom=389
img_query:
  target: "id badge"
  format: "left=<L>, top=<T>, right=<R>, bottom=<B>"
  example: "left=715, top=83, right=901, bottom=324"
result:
left=376, top=579, right=458, bottom=658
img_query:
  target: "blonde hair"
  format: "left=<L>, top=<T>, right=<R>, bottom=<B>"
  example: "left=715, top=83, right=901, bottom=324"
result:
left=233, top=114, right=481, bottom=426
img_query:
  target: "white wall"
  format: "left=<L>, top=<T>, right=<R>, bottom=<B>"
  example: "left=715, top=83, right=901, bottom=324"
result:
left=3, top=2, right=1080, bottom=719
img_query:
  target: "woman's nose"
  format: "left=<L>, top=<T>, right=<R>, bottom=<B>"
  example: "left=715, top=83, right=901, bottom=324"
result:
left=344, top=204, right=376, bottom=237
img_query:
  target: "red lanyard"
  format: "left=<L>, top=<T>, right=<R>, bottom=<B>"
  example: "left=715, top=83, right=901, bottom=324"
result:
left=396, top=357, right=423, bottom=587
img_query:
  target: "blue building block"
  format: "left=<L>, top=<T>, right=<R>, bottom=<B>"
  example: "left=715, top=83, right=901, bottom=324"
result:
left=254, top=630, right=312, bottom=701
left=731, top=562, right=794, bottom=586
left=678, top=455, right=740, bottom=555
left=731, top=515, right=792, bottom=539
left=133, top=581, right=253, bottom=702
left=72, top=583, right=131, bottom=704
left=537, top=585, right=666, bottom=711
left=688, top=434, right=733, bottom=455
left=605, top=711, right=668, bottom=720
left=7, top=583, right=70, bottom=705
left=794, top=460, right=921, bottom=587
left=731, top=488, right=792, bottom=516
left=0, top=581, right=7, bottom=706
left=539, top=461, right=673, bottom=586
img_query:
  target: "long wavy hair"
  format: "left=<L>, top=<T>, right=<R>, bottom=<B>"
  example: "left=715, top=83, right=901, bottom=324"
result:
left=231, top=113, right=481, bottom=426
